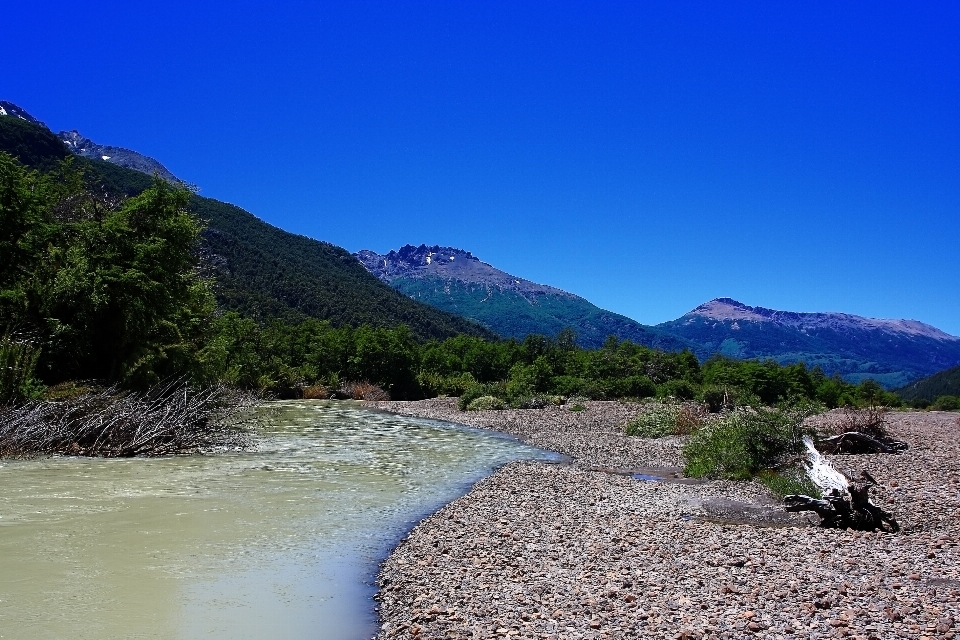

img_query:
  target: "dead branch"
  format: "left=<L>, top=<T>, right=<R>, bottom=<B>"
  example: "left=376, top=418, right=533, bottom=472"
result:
left=0, top=381, right=257, bottom=458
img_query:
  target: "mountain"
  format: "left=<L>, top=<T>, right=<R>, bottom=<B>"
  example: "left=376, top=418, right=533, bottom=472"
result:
left=57, top=130, right=182, bottom=184
left=896, top=365, right=960, bottom=403
left=0, top=109, right=494, bottom=341
left=356, top=244, right=691, bottom=351
left=657, top=298, right=960, bottom=388
left=0, top=101, right=182, bottom=183
left=0, top=100, right=44, bottom=125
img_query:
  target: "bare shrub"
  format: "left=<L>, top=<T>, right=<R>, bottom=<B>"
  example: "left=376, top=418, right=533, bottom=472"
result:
left=675, top=404, right=707, bottom=435
left=301, top=385, right=330, bottom=400
left=337, top=381, right=390, bottom=401
left=0, top=381, right=255, bottom=458
left=828, top=407, right=889, bottom=439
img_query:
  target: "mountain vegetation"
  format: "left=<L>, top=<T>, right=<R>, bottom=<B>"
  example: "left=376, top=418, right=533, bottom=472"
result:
left=360, top=248, right=960, bottom=389
left=0, top=108, right=928, bottom=414
left=656, top=298, right=960, bottom=388
left=357, top=244, right=691, bottom=350
left=0, top=116, right=494, bottom=343
left=896, top=365, right=960, bottom=409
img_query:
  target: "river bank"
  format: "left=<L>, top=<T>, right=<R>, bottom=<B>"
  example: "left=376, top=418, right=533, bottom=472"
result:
left=370, top=400, right=959, bottom=639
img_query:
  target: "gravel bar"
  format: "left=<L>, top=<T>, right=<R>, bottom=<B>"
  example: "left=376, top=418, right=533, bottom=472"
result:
left=370, top=399, right=960, bottom=639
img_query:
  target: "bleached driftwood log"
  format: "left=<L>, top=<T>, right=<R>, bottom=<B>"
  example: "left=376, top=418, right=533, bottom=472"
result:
left=784, top=437, right=899, bottom=532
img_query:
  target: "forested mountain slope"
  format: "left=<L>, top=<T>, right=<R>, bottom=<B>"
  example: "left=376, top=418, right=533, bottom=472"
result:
left=0, top=115, right=494, bottom=341
left=658, top=298, right=960, bottom=388
left=896, top=365, right=960, bottom=402
left=357, top=244, right=692, bottom=351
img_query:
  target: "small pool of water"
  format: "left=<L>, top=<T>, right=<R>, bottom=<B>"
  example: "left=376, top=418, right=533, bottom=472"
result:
left=0, top=401, right=556, bottom=640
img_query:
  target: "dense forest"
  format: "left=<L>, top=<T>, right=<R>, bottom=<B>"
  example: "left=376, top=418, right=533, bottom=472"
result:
left=896, top=364, right=960, bottom=410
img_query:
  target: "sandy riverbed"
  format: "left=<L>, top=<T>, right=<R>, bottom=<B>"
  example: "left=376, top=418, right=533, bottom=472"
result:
left=370, top=400, right=959, bottom=640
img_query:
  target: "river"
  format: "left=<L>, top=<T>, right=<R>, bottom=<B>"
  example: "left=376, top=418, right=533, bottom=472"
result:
left=0, top=400, right=555, bottom=640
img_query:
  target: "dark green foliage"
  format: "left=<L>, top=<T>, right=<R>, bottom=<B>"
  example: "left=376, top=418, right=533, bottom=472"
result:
left=0, top=152, right=214, bottom=388
left=897, top=365, right=960, bottom=404
left=700, top=356, right=901, bottom=408
left=657, top=379, right=698, bottom=400
left=624, top=404, right=681, bottom=438
left=758, top=468, right=822, bottom=499
left=390, top=276, right=694, bottom=350
left=0, top=335, right=44, bottom=404
left=0, top=116, right=70, bottom=172
left=931, top=395, right=960, bottom=411
left=683, top=403, right=820, bottom=480
left=0, top=117, right=494, bottom=343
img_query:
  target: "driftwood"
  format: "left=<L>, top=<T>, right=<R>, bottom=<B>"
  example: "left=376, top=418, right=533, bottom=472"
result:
left=817, top=431, right=908, bottom=455
left=785, top=470, right=899, bottom=532
left=783, top=436, right=899, bottom=532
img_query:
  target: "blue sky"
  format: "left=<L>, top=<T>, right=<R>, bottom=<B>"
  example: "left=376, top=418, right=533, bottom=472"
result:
left=5, top=1, right=959, bottom=333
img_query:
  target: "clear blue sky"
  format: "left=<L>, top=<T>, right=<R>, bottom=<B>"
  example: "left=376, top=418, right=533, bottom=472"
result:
left=5, top=2, right=959, bottom=333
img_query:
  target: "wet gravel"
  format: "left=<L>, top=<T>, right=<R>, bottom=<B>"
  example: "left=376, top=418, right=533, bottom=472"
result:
left=371, top=400, right=960, bottom=639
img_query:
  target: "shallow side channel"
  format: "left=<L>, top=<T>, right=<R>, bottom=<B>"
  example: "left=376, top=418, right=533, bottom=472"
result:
left=0, top=400, right=556, bottom=640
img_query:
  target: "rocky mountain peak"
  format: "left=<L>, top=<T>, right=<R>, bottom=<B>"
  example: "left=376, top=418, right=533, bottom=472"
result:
left=355, top=244, right=575, bottom=298
left=0, top=101, right=43, bottom=125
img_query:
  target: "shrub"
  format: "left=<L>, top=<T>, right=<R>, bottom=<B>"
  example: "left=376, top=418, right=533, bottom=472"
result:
left=675, top=405, right=706, bottom=435
left=550, top=375, right=589, bottom=397
left=625, top=402, right=706, bottom=437
left=931, top=395, right=960, bottom=411
left=624, top=375, right=657, bottom=399
left=758, top=468, right=822, bottom=499
left=457, top=382, right=507, bottom=410
left=417, top=371, right=476, bottom=398
left=301, top=385, right=330, bottom=399
left=683, top=403, right=820, bottom=480
left=513, top=395, right=552, bottom=409
left=466, top=395, right=505, bottom=411
left=336, top=381, right=390, bottom=401
left=826, top=406, right=888, bottom=439
left=625, top=404, right=681, bottom=438
left=0, top=335, right=43, bottom=405
left=658, top=379, right=699, bottom=401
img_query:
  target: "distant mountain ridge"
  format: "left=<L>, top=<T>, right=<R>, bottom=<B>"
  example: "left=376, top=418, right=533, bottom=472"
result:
left=57, top=129, right=182, bottom=184
left=687, top=298, right=956, bottom=341
left=0, top=101, right=182, bottom=183
left=0, top=100, right=43, bottom=125
left=358, top=247, right=960, bottom=387
left=356, top=244, right=692, bottom=351
left=658, top=298, right=960, bottom=388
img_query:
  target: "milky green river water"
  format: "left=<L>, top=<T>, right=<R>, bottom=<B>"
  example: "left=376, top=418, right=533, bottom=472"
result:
left=0, top=401, right=555, bottom=640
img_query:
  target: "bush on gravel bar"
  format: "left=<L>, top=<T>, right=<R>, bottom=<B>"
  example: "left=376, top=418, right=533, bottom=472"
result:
left=683, top=402, right=821, bottom=480
left=465, top=395, right=505, bottom=411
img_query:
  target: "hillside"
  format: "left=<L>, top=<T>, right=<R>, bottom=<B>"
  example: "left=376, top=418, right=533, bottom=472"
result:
left=658, top=298, right=960, bottom=387
left=896, top=365, right=960, bottom=402
left=58, top=129, right=182, bottom=184
left=0, top=113, right=494, bottom=341
left=356, top=245, right=691, bottom=351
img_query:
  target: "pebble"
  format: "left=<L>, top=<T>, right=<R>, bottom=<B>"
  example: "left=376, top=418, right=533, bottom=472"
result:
left=371, top=400, right=960, bottom=639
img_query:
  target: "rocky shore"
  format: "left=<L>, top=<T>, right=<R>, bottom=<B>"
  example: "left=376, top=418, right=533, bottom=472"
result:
left=370, top=400, right=960, bottom=639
